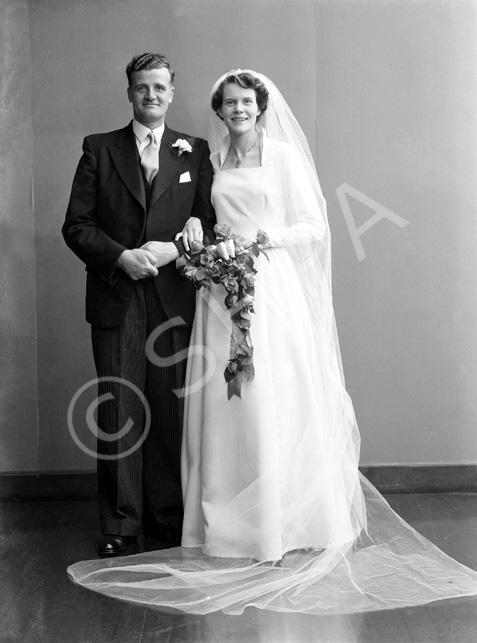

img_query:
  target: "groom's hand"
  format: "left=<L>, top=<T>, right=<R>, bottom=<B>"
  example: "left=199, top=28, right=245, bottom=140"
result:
left=116, top=248, right=159, bottom=280
left=140, top=241, right=179, bottom=268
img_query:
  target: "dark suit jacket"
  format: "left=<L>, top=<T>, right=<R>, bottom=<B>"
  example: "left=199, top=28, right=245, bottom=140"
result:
left=63, top=122, right=216, bottom=328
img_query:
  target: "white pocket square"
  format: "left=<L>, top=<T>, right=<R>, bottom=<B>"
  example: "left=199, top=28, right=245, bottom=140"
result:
left=179, top=171, right=191, bottom=183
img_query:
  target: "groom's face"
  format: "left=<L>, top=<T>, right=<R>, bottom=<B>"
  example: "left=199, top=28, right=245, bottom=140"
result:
left=127, top=67, right=174, bottom=129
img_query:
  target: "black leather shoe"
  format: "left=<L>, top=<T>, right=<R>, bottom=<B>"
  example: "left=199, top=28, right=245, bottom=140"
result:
left=98, top=534, right=136, bottom=557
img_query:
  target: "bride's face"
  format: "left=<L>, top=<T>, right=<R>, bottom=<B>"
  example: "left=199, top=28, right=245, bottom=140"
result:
left=219, top=84, right=261, bottom=136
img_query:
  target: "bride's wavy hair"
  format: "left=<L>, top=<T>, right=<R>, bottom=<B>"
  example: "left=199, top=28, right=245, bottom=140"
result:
left=211, top=72, right=269, bottom=122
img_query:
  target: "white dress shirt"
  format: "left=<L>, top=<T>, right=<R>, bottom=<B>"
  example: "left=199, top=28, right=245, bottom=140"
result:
left=132, top=119, right=165, bottom=159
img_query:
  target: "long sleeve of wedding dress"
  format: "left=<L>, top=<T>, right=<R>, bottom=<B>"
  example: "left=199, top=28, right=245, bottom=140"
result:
left=263, top=144, right=326, bottom=247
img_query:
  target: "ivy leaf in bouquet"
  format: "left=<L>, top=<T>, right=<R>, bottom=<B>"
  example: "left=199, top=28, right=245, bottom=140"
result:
left=176, top=223, right=270, bottom=399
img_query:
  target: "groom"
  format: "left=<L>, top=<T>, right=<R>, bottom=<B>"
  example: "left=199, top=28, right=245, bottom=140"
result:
left=63, top=53, right=215, bottom=556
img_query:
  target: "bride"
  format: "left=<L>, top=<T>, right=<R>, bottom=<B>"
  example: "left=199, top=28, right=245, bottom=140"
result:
left=68, top=70, right=477, bottom=615
left=180, top=70, right=362, bottom=563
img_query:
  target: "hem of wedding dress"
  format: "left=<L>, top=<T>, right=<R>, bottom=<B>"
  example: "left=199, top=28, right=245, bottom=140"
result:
left=181, top=542, right=328, bottom=563
left=181, top=543, right=266, bottom=561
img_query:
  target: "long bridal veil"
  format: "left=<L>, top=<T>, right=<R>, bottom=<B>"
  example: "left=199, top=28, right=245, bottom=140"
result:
left=67, top=71, right=477, bottom=615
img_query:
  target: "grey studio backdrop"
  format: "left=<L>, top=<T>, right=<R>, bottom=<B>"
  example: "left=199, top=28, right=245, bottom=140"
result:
left=1, top=0, right=476, bottom=476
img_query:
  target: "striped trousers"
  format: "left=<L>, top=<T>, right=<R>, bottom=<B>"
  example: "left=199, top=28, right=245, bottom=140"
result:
left=91, top=278, right=191, bottom=536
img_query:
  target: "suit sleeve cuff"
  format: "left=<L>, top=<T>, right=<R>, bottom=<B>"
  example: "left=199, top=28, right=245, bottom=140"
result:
left=172, top=238, right=186, bottom=256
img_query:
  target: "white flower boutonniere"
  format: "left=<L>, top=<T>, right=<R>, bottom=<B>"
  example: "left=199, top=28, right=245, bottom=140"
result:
left=170, top=138, right=194, bottom=156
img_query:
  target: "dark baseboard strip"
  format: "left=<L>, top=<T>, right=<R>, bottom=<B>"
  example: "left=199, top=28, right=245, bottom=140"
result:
left=360, top=465, right=477, bottom=494
left=0, top=465, right=476, bottom=501
left=0, top=472, right=97, bottom=502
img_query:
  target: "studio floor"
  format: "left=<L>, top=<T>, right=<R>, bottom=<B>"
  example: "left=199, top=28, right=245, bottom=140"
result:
left=1, top=493, right=476, bottom=643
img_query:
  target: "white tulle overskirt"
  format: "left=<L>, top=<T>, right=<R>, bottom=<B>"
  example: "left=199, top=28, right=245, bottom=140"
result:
left=67, top=474, right=477, bottom=615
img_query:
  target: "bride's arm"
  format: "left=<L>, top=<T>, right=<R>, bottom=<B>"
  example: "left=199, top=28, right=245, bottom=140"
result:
left=262, top=144, right=326, bottom=248
left=178, top=216, right=204, bottom=252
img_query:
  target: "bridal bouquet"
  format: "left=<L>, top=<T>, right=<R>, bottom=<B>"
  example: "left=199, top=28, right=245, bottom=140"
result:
left=176, top=223, right=269, bottom=399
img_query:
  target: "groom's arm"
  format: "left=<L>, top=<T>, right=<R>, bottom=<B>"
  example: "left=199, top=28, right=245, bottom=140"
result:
left=174, top=138, right=216, bottom=253
left=62, top=136, right=128, bottom=285
left=189, top=139, right=216, bottom=243
left=141, top=137, right=216, bottom=263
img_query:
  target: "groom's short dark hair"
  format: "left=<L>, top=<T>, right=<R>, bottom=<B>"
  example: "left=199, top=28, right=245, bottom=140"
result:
left=126, top=53, right=175, bottom=85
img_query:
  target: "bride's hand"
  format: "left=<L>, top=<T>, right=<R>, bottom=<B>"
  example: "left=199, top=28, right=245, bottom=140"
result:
left=180, top=217, right=203, bottom=253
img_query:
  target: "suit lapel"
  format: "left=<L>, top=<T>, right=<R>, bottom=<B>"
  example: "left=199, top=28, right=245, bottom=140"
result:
left=149, top=125, right=187, bottom=206
left=108, top=123, right=146, bottom=210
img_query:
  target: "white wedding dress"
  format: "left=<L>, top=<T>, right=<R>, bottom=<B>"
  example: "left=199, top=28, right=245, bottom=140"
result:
left=181, top=137, right=362, bottom=562
left=67, top=105, right=477, bottom=615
